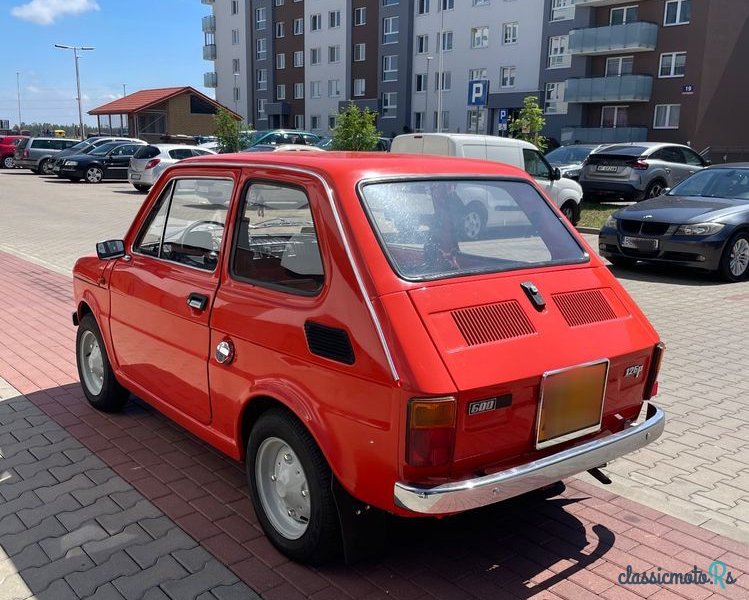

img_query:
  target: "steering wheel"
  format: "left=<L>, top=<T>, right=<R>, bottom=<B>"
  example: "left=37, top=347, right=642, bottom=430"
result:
left=178, top=220, right=225, bottom=250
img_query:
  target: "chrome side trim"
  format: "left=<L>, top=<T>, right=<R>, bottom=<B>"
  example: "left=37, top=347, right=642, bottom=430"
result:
left=394, top=403, right=665, bottom=514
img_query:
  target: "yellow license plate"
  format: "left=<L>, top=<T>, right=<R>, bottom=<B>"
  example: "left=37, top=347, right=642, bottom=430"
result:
left=536, top=360, right=609, bottom=449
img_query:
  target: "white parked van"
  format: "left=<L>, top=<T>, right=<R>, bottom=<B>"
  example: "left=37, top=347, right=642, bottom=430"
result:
left=391, top=134, right=583, bottom=235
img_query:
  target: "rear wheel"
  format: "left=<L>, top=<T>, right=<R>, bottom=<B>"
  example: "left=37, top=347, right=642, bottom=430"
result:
left=76, top=314, right=128, bottom=412
left=644, top=180, right=666, bottom=200
left=40, top=159, right=54, bottom=175
left=560, top=200, right=580, bottom=225
left=719, top=232, right=749, bottom=282
left=85, top=166, right=103, bottom=184
left=133, top=184, right=151, bottom=192
left=2, top=155, right=14, bottom=169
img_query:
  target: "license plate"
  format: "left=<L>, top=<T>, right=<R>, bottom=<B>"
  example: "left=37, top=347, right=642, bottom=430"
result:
left=53, top=166, right=60, bottom=172
left=596, top=165, right=619, bottom=173
left=622, top=236, right=658, bottom=250
left=130, top=173, right=141, bottom=180
left=536, top=360, right=608, bottom=449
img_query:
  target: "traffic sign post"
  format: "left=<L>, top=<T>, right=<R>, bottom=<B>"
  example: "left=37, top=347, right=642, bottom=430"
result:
left=498, top=109, right=508, bottom=136
left=467, top=80, right=488, bottom=135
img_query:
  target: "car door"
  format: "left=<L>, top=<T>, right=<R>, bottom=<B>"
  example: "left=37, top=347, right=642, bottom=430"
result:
left=105, top=144, right=141, bottom=179
left=679, top=147, right=707, bottom=181
left=522, top=148, right=560, bottom=206
left=108, top=173, right=237, bottom=423
left=651, top=146, right=688, bottom=187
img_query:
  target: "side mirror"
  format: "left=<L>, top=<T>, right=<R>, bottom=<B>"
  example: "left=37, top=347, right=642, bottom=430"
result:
left=703, top=159, right=712, bottom=166
left=663, top=187, right=671, bottom=195
left=552, top=167, right=562, bottom=181
left=96, top=239, right=126, bottom=260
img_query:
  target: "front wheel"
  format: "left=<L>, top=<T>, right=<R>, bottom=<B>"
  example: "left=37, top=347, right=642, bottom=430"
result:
left=560, top=200, right=581, bottom=226
left=247, top=409, right=341, bottom=564
left=461, top=202, right=487, bottom=240
left=85, top=166, right=104, bottom=184
left=719, top=232, right=749, bottom=282
left=76, top=314, right=128, bottom=412
left=133, top=184, right=151, bottom=192
left=2, top=155, right=14, bottom=169
left=40, top=159, right=54, bottom=175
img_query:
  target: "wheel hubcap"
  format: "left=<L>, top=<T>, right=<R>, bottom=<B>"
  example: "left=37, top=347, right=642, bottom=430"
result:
left=648, top=184, right=662, bottom=198
left=79, top=330, right=104, bottom=395
left=463, top=212, right=482, bottom=239
left=255, top=437, right=310, bottom=540
left=87, top=168, right=102, bottom=183
left=3, top=157, right=13, bottom=168
left=729, top=238, right=749, bottom=277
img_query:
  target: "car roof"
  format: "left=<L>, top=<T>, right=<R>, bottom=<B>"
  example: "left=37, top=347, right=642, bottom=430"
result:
left=591, top=142, right=692, bottom=154
left=29, top=136, right=79, bottom=142
left=147, top=144, right=201, bottom=150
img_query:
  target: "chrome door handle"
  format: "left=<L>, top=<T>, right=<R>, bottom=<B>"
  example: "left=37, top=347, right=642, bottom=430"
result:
left=187, top=292, right=209, bottom=311
left=215, top=339, right=235, bottom=364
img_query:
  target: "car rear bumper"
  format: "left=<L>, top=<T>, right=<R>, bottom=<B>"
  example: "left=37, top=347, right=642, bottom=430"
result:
left=128, top=169, right=156, bottom=185
left=394, top=402, right=664, bottom=515
left=581, top=180, right=641, bottom=200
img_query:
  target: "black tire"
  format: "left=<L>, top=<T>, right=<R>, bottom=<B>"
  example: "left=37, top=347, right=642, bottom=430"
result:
left=68, top=177, right=81, bottom=183
left=1, top=155, right=14, bottom=169
left=644, top=180, right=666, bottom=200
left=29, top=168, right=39, bottom=174
left=40, top=159, right=54, bottom=175
left=607, top=255, right=637, bottom=268
left=718, top=231, right=749, bottom=282
left=247, top=409, right=341, bottom=564
left=460, top=202, right=487, bottom=240
left=133, top=184, right=151, bottom=192
left=560, top=200, right=581, bottom=225
left=75, top=314, right=128, bottom=412
left=85, top=166, right=104, bottom=184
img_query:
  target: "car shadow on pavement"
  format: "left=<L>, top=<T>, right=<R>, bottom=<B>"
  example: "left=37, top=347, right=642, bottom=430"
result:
left=112, top=189, right=148, bottom=195
left=607, top=263, right=726, bottom=286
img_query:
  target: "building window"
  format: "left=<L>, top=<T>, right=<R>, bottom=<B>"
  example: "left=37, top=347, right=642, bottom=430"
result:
left=414, top=112, right=425, bottom=131
left=500, top=66, right=516, bottom=88
left=276, top=53, right=286, bottom=69
left=354, top=43, right=366, bottom=61
left=233, top=87, right=240, bottom=102
left=654, top=104, right=680, bottom=129
left=256, top=69, right=267, bottom=91
left=329, top=10, right=341, bottom=28
left=417, top=0, right=430, bottom=15
left=294, top=83, right=304, bottom=99
left=310, top=48, right=321, bottom=65
left=605, top=56, right=634, bottom=77
left=382, top=92, right=397, bottom=118
left=471, top=26, right=489, bottom=49
left=275, top=0, right=284, bottom=5
left=439, top=31, right=453, bottom=51
left=434, top=71, right=451, bottom=91
left=257, top=98, right=267, bottom=117
left=232, top=29, right=240, bottom=45
left=466, top=109, right=487, bottom=134
left=256, top=38, right=267, bottom=61
left=231, top=0, right=238, bottom=15
left=294, top=18, right=304, bottom=35
left=473, top=0, right=489, bottom=5
left=383, top=55, right=398, bottom=82
left=602, top=105, right=628, bottom=127
left=548, top=35, right=570, bottom=69
left=256, top=7, right=266, bottom=30
left=310, top=13, right=321, bottom=31
left=383, top=16, right=399, bottom=44
left=383, top=0, right=398, bottom=5
left=469, top=68, right=487, bottom=80
left=276, top=22, right=285, bottom=38
left=610, top=6, right=638, bottom=25
left=415, top=73, right=428, bottom=92
left=294, top=114, right=304, bottom=129
left=416, top=35, right=429, bottom=54
left=205, top=32, right=215, bottom=46
left=659, top=52, right=687, bottom=77
left=545, top=82, right=567, bottom=115
left=550, top=0, right=574, bottom=21
left=354, top=7, right=367, bottom=25
left=276, top=85, right=286, bottom=101
left=310, top=80, right=321, bottom=98
left=354, top=78, right=366, bottom=97
left=664, top=0, right=690, bottom=25
left=329, top=115, right=338, bottom=130
left=232, top=58, right=240, bottom=74
left=328, top=79, right=341, bottom=97
left=434, top=111, right=449, bottom=129
left=311, top=115, right=321, bottom=130
left=440, top=0, right=454, bottom=10
left=328, top=45, right=340, bottom=63
left=294, top=51, right=304, bottom=67
left=503, top=22, right=518, bottom=44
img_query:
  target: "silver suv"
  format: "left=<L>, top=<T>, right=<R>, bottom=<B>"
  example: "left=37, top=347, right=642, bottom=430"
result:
left=13, top=137, right=79, bottom=174
left=579, top=142, right=709, bottom=201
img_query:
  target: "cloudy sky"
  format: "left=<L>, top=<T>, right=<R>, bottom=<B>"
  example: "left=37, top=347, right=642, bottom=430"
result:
left=0, top=0, right=211, bottom=126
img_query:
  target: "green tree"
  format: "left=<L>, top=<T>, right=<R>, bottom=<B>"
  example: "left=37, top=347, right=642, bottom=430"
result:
left=213, top=107, right=243, bottom=153
left=509, top=96, right=547, bottom=151
left=331, top=103, right=380, bottom=151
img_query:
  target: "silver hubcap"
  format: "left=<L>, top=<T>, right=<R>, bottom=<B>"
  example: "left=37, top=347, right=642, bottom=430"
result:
left=86, top=168, right=102, bottom=183
left=79, top=330, right=104, bottom=395
left=463, top=212, right=482, bottom=239
left=255, top=437, right=310, bottom=540
left=729, top=238, right=749, bottom=277
left=3, top=157, right=13, bottom=168
left=42, top=161, right=53, bottom=174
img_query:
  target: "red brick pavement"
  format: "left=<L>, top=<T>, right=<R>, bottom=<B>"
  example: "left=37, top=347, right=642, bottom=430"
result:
left=0, top=249, right=746, bottom=600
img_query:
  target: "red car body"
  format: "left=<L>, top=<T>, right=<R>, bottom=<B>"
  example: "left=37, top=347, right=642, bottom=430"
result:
left=73, top=153, right=665, bottom=561
left=0, top=135, right=27, bottom=168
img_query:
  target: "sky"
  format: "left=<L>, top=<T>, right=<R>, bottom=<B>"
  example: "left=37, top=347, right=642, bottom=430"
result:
left=0, top=0, right=212, bottom=127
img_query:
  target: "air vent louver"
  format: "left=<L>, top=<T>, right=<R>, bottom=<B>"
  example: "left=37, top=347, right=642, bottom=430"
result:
left=452, top=301, right=536, bottom=346
left=304, top=321, right=355, bottom=364
left=553, top=289, right=617, bottom=327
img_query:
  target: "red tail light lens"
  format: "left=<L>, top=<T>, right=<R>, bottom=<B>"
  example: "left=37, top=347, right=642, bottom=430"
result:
left=628, top=159, right=649, bottom=170
left=644, top=342, right=665, bottom=400
left=145, top=158, right=161, bottom=170
left=406, top=397, right=456, bottom=467
left=23, top=149, right=29, bottom=158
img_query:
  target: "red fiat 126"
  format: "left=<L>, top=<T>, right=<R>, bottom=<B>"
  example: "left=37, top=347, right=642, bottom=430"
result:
left=73, top=153, right=665, bottom=563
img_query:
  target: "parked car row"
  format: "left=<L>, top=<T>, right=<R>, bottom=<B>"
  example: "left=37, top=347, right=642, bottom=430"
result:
left=0, top=135, right=28, bottom=168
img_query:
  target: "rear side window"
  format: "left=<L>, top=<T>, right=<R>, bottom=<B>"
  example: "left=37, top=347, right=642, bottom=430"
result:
left=169, top=148, right=195, bottom=160
left=651, top=147, right=684, bottom=163
left=61, top=140, right=78, bottom=149
left=134, top=146, right=160, bottom=159
left=31, top=139, right=54, bottom=150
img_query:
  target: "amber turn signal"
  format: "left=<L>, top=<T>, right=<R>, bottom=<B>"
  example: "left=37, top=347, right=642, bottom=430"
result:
left=408, top=397, right=457, bottom=429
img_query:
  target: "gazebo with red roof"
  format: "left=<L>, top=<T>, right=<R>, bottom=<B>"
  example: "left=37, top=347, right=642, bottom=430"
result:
left=88, top=86, right=240, bottom=142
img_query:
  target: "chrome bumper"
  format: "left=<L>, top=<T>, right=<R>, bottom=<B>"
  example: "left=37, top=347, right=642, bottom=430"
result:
left=394, top=403, right=665, bottom=515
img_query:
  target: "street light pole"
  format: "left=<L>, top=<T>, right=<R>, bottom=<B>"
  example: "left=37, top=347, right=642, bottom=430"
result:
left=121, top=84, right=127, bottom=136
left=436, top=5, right=445, bottom=133
left=16, top=72, right=22, bottom=131
left=425, top=56, right=433, bottom=132
left=54, top=44, right=95, bottom=140
left=233, top=72, right=239, bottom=114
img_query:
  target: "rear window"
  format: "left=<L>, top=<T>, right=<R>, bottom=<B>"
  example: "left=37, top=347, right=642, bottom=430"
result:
left=359, top=179, right=587, bottom=281
left=593, top=145, right=648, bottom=157
left=134, top=146, right=160, bottom=159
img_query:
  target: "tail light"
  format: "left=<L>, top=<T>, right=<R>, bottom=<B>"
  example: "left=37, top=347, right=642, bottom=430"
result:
left=643, top=342, right=665, bottom=400
left=23, top=149, right=29, bottom=158
left=628, top=159, right=649, bottom=170
left=145, top=158, right=161, bottom=170
left=406, top=396, right=456, bottom=467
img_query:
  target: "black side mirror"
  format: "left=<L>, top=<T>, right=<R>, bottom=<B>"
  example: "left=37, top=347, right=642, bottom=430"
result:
left=96, top=239, right=126, bottom=260
left=663, top=187, right=671, bottom=195
left=552, top=167, right=562, bottom=181
left=703, top=159, right=712, bottom=166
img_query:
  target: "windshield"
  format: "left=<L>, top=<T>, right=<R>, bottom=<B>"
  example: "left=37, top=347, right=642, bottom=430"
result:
left=90, top=142, right=121, bottom=156
left=669, top=168, right=749, bottom=200
left=359, top=179, right=587, bottom=281
left=545, top=146, right=596, bottom=164
left=69, top=141, right=90, bottom=152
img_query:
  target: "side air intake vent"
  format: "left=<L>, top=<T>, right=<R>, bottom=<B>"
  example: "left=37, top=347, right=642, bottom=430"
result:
left=304, top=321, right=355, bottom=364
left=452, top=301, right=536, bottom=346
left=553, top=289, right=617, bottom=327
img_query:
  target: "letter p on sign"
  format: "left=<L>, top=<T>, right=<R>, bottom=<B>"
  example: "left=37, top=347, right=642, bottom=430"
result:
left=467, top=80, right=487, bottom=106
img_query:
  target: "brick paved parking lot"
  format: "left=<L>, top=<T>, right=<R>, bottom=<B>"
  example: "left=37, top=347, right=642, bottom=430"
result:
left=0, top=170, right=747, bottom=598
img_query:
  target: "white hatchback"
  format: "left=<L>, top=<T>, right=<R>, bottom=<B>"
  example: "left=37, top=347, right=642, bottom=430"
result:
left=128, top=144, right=216, bottom=192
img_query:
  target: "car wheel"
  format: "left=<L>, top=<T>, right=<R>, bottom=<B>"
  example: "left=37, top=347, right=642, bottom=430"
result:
left=607, top=255, right=637, bottom=269
left=85, top=166, right=104, bottom=184
left=76, top=314, right=128, bottom=412
left=461, top=202, right=487, bottom=240
left=247, top=408, right=341, bottom=564
left=40, top=159, right=54, bottom=175
left=719, top=231, right=749, bottom=282
left=133, top=184, right=151, bottom=192
left=560, top=200, right=581, bottom=225
left=2, top=155, right=14, bottom=169
left=644, top=180, right=666, bottom=200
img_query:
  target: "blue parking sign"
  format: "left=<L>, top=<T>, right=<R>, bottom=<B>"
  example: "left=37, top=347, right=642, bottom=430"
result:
left=467, top=80, right=488, bottom=106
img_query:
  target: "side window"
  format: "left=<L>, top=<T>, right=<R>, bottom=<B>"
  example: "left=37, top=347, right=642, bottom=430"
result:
left=110, top=145, right=129, bottom=156
left=134, top=178, right=233, bottom=271
left=34, top=140, right=52, bottom=150
left=523, top=149, right=552, bottom=179
left=653, top=147, right=683, bottom=163
left=681, top=148, right=705, bottom=166
left=169, top=149, right=195, bottom=160
left=232, top=182, right=324, bottom=294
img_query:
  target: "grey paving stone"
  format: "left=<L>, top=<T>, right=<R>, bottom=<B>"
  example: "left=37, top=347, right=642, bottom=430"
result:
left=73, top=474, right=131, bottom=506
left=97, top=499, right=163, bottom=536
left=62, top=446, right=92, bottom=463
left=35, top=473, right=96, bottom=503
left=111, top=489, right=146, bottom=510
left=34, top=579, right=78, bottom=600
left=14, top=452, right=71, bottom=479
left=87, top=583, right=127, bottom=600
left=0, top=491, right=41, bottom=521
left=142, top=588, right=171, bottom=600
left=196, top=593, right=215, bottom=600
left=58, top=496, right=122, bottom=532
left=139, top=516, right=176, bottom=540
left=66, top=550, right=140, bottom=597
left=113, top=555, right=189, bottom=600
left=49, top=454, right=106, bottom=483
left=40, top=522, right=110, bottom=561
left=87, top=467, right=121, bottom=485
left=0, top=470, right=56, bottom=501
left=0, top=450, right=37, bottom=472
left=1, top=516, right=67, bottom=556
left=0, top=514, right=26, bottom=537
left=17, top=493, right=81, bottom=529
left=20, top=547, right=93, bottom=594
left=11, top=421, right=60, bottom=442
left=83, top=523, right=152, bottom=565
left=161, top=561, right=239, bottom=600
left=213, top=583, right=263, bottom=600
left=172, top=546, right=214, bottom=573
left=0, top=543, right=47, bottom=573
left=126, top=527, right=197, bottom=569
left=1, top=435, right=52, bottom=459
left=28, top=438, right=81, bottom=461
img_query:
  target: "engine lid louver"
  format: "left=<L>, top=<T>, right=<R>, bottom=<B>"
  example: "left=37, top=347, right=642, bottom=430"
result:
left=553, top=289, right=617, bottom=327
left=304, top=321, right=355, bottom=365
left=452, top=300, right=536, bottom=346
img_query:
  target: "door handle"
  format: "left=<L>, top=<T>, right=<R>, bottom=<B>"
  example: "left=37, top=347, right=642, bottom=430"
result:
left=187, top=292, right=209, bottom=311
left=664, top=168, right=671, bottom=174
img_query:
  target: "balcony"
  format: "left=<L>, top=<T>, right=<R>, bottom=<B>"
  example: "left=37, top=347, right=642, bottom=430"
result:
left=574, top=0, right=639, bottom=7
left=561, top=126, right=648, bottom=144
left=569, top=22, right=657, bottom=56
left=202, top=15, right=216, bottom=33
left=203, top=44, right=216, bottom=61
left=565, top=75, right=652, bottom=103
left=204, top=72, right=217, bottom=88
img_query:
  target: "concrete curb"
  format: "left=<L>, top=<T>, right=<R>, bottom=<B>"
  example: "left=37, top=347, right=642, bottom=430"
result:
left=576, top=226, right=600, bottom=234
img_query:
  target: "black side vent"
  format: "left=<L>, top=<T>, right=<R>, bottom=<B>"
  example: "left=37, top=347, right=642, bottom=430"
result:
left=304, top=321, right=355, bottom=365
